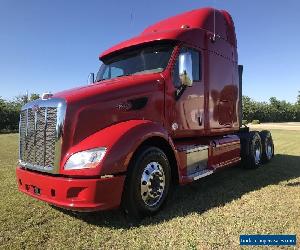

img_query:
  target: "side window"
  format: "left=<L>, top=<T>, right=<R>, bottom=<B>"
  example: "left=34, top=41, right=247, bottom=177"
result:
left=102, top=67, right=109, bottom=80
left=110, top=67, right=124, bottom=78
left=191, top=50, right=201, bottom=81
left=172, top=47, right=201, bottom=87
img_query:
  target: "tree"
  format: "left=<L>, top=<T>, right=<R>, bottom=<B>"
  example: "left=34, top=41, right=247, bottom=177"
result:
left=269, top=97, right=280, bottom=109
left=296, top=91, right=300, bottom=121
left=14, top=94, right=28, bottom=106
left=0, top=92, right=41, bottom=132
left=242, top=95, right=298, bottom=123
left=30, top=93, right=40, bottom=101
left=0, top=98, right=19, bottom=131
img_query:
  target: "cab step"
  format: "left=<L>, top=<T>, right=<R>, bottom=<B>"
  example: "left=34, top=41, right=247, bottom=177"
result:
left=186, top=169, right=214, bottom=181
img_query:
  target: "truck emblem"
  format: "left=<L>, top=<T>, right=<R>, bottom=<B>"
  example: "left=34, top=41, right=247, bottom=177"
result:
left=172, top=122, right=178, bottom=131
left=116, top=102, right=132, bottom=111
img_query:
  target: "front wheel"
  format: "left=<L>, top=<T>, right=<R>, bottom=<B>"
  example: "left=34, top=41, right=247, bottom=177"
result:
left=122, top=146, right=171, bottom=218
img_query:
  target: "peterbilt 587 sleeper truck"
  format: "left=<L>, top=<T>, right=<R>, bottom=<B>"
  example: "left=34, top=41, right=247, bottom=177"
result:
left=16, top=8, right=274, bottom=218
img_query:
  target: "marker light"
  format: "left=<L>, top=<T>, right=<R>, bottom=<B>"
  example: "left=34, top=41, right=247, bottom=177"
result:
left=64, top=147, right=107, bottom=170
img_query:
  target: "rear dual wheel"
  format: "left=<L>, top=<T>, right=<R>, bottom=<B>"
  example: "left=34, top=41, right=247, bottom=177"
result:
left=260, top=130, right=274, bottom=163
left=240, top=130, right=274, bottom=169
left=241, top=131, right=262, bottom=169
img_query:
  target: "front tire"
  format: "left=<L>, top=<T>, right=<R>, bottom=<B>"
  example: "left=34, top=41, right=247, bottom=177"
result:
left=122, top=146, right=171, bottom=218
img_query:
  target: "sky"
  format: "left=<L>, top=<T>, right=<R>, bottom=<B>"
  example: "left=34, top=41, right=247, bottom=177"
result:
left=0, top=0, right=299, bottom=102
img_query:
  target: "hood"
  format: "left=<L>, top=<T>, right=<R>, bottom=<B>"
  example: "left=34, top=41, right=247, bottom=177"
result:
left=53, top=73, right=166, bottom=156
left=54, top=73, right=161, bottom=104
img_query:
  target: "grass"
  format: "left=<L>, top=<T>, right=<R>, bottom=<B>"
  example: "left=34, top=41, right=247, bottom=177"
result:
left=0, top=130, right=299, bottom=249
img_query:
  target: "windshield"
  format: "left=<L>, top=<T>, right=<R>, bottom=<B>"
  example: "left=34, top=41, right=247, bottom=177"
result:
left=96, top=42, right=174, bottom=82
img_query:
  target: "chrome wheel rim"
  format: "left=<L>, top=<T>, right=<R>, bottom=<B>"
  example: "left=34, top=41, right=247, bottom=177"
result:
left=140, top=161, right=165, bottom=207
left=254, top=141, right=261, bottom=164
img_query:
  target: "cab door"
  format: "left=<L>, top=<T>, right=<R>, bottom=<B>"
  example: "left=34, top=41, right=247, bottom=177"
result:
left=171, top=47, right=204, bottom=136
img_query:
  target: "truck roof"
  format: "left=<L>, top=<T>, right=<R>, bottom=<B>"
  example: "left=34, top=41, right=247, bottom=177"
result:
left=100, top=7, right=236, bottom=60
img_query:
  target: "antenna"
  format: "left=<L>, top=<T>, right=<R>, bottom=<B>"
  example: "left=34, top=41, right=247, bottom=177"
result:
left=212, top=0, right=217, bottom=42
left=25, top=90, right=29, bottom=102
left=130, top=7, right=134, bottom=28
left=213, top=7, right=216, bottom=39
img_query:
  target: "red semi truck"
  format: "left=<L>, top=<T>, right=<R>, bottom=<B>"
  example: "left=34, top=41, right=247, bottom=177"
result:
left=16, top=8, right=274, bottom=218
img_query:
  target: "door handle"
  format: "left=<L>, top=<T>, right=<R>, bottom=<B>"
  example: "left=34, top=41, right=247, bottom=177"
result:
left=198, top=112, right=203, bottom=126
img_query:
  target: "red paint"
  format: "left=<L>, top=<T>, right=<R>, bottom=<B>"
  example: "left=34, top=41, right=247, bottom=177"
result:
left=16, top=7, right=244, bottom=212
left=59, top=120, right=172, bottom=177
left=100, top=8, right=236, bottom=59
left=17, top=167, right=125, bottom=211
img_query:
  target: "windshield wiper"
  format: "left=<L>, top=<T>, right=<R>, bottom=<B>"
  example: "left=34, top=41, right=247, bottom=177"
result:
left=115, top=74, right=131, bottom=78
left=97, top=74, right=131, bottom=82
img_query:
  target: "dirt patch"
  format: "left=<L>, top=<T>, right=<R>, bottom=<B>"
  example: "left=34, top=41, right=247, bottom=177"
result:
left=248, top=122, right=300, bottom=131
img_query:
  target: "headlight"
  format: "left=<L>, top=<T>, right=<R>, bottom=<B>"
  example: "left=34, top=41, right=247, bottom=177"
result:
left=64, top=147, right=107, bottom=170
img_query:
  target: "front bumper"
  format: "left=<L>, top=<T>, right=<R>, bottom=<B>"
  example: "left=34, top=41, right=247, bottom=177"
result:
left=16, top=167, right=125, bottom=212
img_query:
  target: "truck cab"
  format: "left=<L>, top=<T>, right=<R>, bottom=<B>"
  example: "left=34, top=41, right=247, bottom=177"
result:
left=16, top=8, right=274, bottom=218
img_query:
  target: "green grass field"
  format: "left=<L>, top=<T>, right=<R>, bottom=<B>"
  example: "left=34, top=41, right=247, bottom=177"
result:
left=0, top=130, right=299, bottom=249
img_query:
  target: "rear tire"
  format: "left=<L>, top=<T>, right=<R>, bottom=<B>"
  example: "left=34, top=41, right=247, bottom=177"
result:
left=122, top=146, right=171, bottom=219
left=259, top=130, right=274, bottom=163
left=240, top=131, right=262, bottom=169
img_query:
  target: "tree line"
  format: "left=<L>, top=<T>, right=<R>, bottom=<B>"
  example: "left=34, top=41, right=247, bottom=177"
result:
left=242, top=92, right=300, bottom=123
left=0, top=92, right=300, bottom=132
left=0, top=93, right=39, bottom=132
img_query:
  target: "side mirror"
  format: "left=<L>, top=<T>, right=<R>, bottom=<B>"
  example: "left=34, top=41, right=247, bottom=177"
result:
left=88, top=73, right=95, bottom=84
left=179, top=52, right=193, bottom=87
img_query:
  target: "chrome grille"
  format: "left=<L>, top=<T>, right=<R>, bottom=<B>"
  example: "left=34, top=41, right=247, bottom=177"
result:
left=19, top=98, right=66, bottom=174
